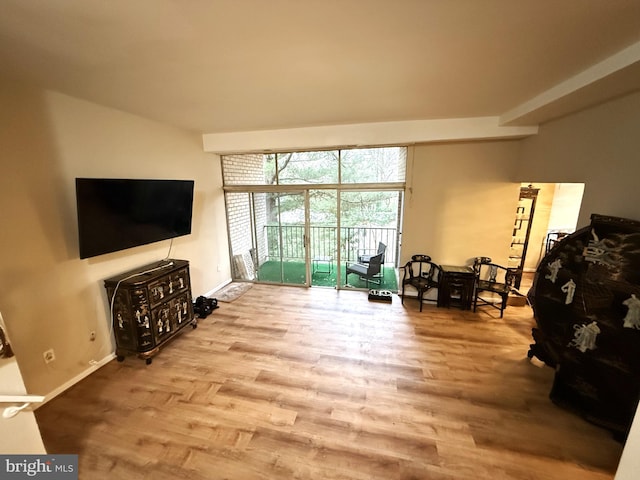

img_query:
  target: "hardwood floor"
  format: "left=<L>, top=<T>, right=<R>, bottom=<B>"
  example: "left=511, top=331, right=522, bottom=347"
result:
left=35, top=284, right=624, bottom=479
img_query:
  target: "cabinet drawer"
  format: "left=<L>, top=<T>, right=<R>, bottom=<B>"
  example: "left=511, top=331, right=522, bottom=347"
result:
left=148, top=267, right=190, bottom=306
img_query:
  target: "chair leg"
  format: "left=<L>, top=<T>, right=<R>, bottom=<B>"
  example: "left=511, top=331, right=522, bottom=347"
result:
left=500, top=294, right=507, bottom=318
left=418, top=291, right=423, bottom=312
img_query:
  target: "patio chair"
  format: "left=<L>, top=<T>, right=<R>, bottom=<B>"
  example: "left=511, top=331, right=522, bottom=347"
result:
left=358, top=242, right=387, bottom=278
left=401, top=254, right=441, bottom=311
left=345, top=252, right=383, bottom=288
left=472, top=256, right=520, bottom=318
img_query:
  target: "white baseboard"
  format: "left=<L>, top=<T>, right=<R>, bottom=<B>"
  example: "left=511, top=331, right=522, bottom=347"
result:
left=203, top=278, right=232, bottom=298
left=36, top=353, right=116, bottom=408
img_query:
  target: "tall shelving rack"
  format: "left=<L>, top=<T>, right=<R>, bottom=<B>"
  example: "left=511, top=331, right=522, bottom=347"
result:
left=509, top=185, right=539, bottom=290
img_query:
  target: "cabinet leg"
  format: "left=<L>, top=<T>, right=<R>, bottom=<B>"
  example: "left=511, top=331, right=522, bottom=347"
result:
left=116, top=355, right=125, bottom=362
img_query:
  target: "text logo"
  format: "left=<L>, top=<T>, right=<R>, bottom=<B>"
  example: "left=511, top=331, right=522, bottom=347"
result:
left=0, top=455, right=77, bottom=479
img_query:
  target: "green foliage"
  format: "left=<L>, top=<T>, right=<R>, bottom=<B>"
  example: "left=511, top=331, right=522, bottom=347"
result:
left=265, top=148, right=404, bottom=228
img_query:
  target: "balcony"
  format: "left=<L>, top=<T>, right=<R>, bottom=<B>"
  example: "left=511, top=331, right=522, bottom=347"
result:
left=256, top=225, right=398, bottom=290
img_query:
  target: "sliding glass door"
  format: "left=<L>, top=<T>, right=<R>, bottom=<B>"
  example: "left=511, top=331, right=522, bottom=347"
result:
left=254, top=191, right=308, bottom=286
left=309, top=189, right=338, bottom=287
left=340, top=190, right=402, bottom=290
left=225, top=191, right=308, bottom=286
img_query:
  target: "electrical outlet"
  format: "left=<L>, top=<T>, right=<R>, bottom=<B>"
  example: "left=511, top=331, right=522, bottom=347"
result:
left=43, top=349, right=55, bottom=364
left=89, top=331, right=96, bottom=342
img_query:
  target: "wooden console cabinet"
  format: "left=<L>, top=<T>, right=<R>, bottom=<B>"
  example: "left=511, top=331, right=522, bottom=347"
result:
left=104, top=259, right=196, bottom=364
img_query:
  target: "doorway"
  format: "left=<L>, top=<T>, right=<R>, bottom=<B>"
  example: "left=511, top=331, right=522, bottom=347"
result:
left=514, top=182, right=585, bottom=282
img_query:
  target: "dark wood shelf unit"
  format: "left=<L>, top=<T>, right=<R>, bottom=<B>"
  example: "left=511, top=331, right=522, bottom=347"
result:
left=510, top=185, right=539, bottom=290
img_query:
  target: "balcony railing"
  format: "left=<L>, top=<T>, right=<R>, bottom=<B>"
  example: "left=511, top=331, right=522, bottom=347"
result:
left=264, top=225, right=397, bottom=265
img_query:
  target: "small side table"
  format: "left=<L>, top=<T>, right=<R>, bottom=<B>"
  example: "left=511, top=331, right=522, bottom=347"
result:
left=437, top=265, right=475, bottom=310
left=312, top=256, right=333, bottom=274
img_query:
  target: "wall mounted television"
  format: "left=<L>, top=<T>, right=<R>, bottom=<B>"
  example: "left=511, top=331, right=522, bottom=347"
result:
left=75, top=178, right=195, bottom=259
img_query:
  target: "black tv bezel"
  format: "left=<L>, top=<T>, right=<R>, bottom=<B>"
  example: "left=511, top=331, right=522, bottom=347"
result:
left=75, top=177, right=195, bottom=259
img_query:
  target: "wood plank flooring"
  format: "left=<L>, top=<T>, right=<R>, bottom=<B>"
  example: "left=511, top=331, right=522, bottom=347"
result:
left=35, top=284, right=624, bottom=479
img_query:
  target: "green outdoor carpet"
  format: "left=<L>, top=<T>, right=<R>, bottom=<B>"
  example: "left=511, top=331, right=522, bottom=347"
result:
left=257, top=260, right=398, bottom=291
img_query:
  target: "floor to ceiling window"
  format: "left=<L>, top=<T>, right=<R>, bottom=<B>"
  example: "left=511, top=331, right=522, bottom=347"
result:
left=222, top=147, right=406, bottom=290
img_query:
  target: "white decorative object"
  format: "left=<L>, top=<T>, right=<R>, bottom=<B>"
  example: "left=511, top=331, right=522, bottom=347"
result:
left=583, top=229, right=615, bottom=267
left=622, top=294, right=640, bottom=329
left=545, top=258, right=562, bottom=283
left=561, top=279, right=576, bottom=305
left=568, top=321, right=600, bottom=353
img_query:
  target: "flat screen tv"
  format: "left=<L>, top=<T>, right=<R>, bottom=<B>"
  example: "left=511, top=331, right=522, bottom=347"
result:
left=75, top=178, right=195, bottom=259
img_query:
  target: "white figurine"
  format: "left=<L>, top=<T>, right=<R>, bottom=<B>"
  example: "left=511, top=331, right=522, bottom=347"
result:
left=583, top=229, right=615, bottom=267
left=561, top=279, right=576, bottom=305
left=545, top=258, right=562, bottom=283
left=623, top=294, right=640, bottom=329
left=568, top=321, right=600, bottom=353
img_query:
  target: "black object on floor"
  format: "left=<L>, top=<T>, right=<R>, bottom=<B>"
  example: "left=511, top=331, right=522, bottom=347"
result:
left=193, top=296, right=219, bottom=318
left=368, top=289, right=393, bottom=302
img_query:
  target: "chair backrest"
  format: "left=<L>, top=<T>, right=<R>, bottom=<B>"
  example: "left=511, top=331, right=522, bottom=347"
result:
left=367, top=252, right=383, bottom=276
left=377, top=242, right=387, bottom=255
left=404, top=255, right=440, bottom=283
left=473, top=256, right=518, bottom=286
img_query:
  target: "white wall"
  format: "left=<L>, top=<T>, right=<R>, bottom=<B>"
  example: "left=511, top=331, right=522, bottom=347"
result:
left=402, top=141, right=521, bottom=267
left=547, top=183, right=584, bottom=232
left=0, top=78, right=230, bottom=398
left=516, top=91, right=640, bottom=227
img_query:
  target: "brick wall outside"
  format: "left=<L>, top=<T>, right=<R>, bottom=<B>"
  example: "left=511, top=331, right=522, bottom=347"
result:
left=223, top=154, right=268, bottom=278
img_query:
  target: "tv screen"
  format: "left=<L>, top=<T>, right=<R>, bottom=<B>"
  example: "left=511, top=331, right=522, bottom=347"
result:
left=76, top=178, right=195, bottom=259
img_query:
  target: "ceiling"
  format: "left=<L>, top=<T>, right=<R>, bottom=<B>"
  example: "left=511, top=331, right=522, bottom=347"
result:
left=1, top=0, right=639, bottom=134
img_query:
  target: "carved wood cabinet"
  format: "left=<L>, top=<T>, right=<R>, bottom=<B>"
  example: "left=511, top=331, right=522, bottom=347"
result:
left=437, top=265, right=475, bottom=310
left=528, top=214, right=640, bottom=438
left=104, top=259, right=196, bottom=364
